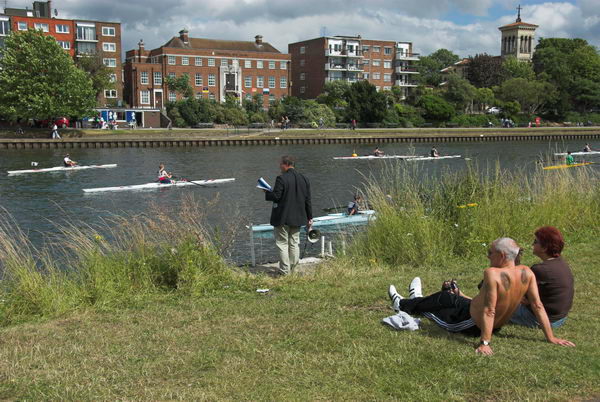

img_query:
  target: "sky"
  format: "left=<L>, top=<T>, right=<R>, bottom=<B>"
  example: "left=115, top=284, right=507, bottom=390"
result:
left=5, top=0, right=600, bottom=57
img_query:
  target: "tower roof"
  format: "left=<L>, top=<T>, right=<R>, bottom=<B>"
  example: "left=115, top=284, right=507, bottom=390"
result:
left=499, top=21, right=538, bottom=30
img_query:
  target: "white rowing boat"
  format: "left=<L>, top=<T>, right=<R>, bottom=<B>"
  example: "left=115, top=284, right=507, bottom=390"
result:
left=83, top=178, right=235, bottom=193
left=252, top=210, right=375, bottom=232
left=405, top=155, right=462, bottom=161
left=7, top=164, right=117, bottom=175
left=554, top=151, right=600, bottom=156
left=333, top=155, right=415, bottom=160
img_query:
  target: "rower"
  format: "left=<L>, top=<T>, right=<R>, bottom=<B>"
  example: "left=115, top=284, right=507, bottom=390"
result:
left=158, top=164, right=173, bottom=184
left=347, top=194, right=362, bottom=216
left=373, top=147, right=385, bottom=157
left=352, top=149, right=358, bottom=157
left=583, top=143, right=592, bottom=152
left=565, top=151, right=575, bottom=166
left=430, top=146, right=440, bottom=157
left=63, top=154, right=77, bottom=167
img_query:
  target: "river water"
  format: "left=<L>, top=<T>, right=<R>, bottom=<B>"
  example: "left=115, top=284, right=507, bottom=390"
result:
left=0, top=138, right=594, bottom=264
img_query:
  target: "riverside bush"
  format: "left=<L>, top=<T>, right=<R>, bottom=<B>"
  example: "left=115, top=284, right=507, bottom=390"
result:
left=353, top=163, right=600, bottom=267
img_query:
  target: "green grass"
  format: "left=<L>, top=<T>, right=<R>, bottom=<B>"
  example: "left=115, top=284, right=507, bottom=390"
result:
left=0, top=166, right=599, bottom=400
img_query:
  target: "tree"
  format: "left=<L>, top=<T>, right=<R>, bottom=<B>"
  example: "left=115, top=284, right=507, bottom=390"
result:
left=502, top=56, right=535, bottom=81
left=416, top=49, right=460, bottom=86
left=494, top=78, right=557, bottom=114
left=474, top=87, right=495, bottom=113
left=75, top=54, right=114, bottom=100
left=0, top=30, right=96, bottom=121
left=301, top=100, right=336, bottom=127
left=166, top=74, right=193, bottom=98
left=467, top=54, right=504, bottom=88
left=345, top=80, right=387, bottom=124
left=417, top=94, right=455, bottom=122
left=443, top=74, right=477, bottom=113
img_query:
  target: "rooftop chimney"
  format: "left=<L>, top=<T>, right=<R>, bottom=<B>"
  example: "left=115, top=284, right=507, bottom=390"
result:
left=179, top=29, right=189, bottom=44
left=138, top=39, right=144, bottom=62
left=255, top=35, right=263, bottom=46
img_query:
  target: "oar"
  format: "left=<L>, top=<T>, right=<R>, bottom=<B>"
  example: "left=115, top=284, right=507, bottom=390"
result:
left=172, top=176, right=218, bottom=188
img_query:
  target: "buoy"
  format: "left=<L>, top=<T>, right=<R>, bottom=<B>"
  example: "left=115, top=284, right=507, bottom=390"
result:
left=352, top=153, right=358, bottom=157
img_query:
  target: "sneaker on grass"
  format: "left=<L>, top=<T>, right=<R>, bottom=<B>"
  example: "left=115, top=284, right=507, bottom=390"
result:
left=409, top=277, right=423, bottom=299
left=388, top=285, right=403, bottom=313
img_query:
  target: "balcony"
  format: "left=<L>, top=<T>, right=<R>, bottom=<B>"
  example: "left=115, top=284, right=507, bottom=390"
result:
left=395, top=53, right=420, bottom=61
left=325, top=63, right=364, bottom=71
left=325, top=49, right=363, bottom=57
left=395, top=80, right=418, bottom=87
left=395, top=66, right=420, bottom=74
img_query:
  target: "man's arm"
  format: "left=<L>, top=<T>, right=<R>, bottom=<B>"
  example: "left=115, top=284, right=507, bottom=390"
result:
left=265, top=176, right=284, bottom=203
left=525, top=271, right=575, bottom=347
left=304, top=176, right=313, bottom=223
left=476, top=269, right=498, bottom=355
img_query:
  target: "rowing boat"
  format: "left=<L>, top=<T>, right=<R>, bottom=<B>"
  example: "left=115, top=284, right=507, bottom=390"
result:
left=83, top=178, right=235, bottom=193
left=333, top=155, right=415, bottom=160
left=542, top=162, right=594, bottom=170
left=554, top=151, right=600, bottom=156
left=7, top=164, right=117, bottom=175
left=405, top=155, right=462, bottom=161
left=251, top=210, right=375, bottom=232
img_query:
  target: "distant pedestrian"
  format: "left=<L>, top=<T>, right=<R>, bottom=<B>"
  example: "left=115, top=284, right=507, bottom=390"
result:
left=318, top=117, right=324, bottom=129
left=51, top=123, right=61, bottom=139
left=264, top=155, right=313, bottom=275
left=280, top=116, right=286, bottom=130
left=351, top=119, right=357, bottom=130
left=285, top=116, right=290, bottom=129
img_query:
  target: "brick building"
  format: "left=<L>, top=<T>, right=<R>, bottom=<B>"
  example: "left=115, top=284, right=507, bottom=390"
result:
left=289, top=35, right=419, bottom=100
left=0, top=1, right=123, bottom=107
left=124, top=30, right=290, bottom=109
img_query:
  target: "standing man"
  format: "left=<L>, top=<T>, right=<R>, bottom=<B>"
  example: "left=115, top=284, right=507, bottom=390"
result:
left=265, top=156, right=313, bottom=275
left=51, top=123, right=61, bottom=139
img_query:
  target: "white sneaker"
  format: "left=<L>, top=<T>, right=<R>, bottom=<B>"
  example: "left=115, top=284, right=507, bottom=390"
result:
left=388, top=285, right=403, bottom=312
left=409, top=277, right=423, bottom=299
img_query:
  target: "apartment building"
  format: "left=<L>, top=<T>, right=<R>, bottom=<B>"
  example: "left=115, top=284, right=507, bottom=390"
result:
left=289, top=36, right=419, bottom=100
left=124, top=30, right=291, bottom=109
left=0, top=1, right=123, bottom=107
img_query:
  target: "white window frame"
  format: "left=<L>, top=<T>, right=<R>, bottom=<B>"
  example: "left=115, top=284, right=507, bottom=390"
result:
left=182, top=56, right=189, bottom=66
left=373, top=72, right=381, bottom=80
left=104, top=89, right=117, bottom=98
left=384, top=47, right=392, bottom=55
left=195, top=73, right=202, bottom=86
left=300, top=46, right=305, bottom=54
left=300, top=86, right=306, bottom=94
left=280, top=77, right=287, bottom=88
left=140, top=71, right=149, bottom=85
left=373, top=46, right=380, bottom=52
left=373, top=60, right=381, bottom=67
left=17, top=21, right=27, bottom=31
left=269, top=94, right=275, bottom=103
left=57, top=40, right=71, bottom=50
left=257, top=76, right=264, bottom=88
left=109, top=73, right=117, bottom=83
left=195, top=57, right=202, bottom=66
left=102, top=26, right=115, bottom=36
left=384, top=73, right=392, bottom=82
left=209, top=93, right=216, bottom=100
left=34, top=23, right=49, bottom=32
left=268, top=76, right=275, bottom=88
left=280, top=61, right=287, bottom=70
left=256, top=60, right=264, bottom=69
left=220, top=58, right=228, bottom=67
left=102, top=42, right=116, bottom=52
left=269, top=61, right=276, bottom=69
left=168, top=91, right=177, bottom=102
left=244, top=76, right=252, bottom=88
left=103, top=58, right=117, bottom=68
left=300, top=59, right=305, bottom=67
left=56, top=24, right=69, bottom=34
left=168, top=72, right=176, bottom=79
left=244, top=60, right=252, bottom=68
left=300, top=73, right=305, bottom=81
left=153, top=72, right=162, bottom=85
left=208, top=74, right=216, bottom=86
left=384, top=61, right=392, bottom=69
left=168, top=56, right=176, bottom=65
left=208, top=58, right=215, bottom=66
left=140, top=90, right=150, bottom=104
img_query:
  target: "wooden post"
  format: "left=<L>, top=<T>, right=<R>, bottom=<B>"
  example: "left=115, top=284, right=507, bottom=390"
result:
left=249, top=224, right=256, bottom=267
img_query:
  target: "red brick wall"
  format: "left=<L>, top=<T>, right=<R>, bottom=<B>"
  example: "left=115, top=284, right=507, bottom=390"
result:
left=10, top=16, right=75, bottom=56
left=360, top=39, right=396, bottom=90
left=289, top=37, right=326, bottom=99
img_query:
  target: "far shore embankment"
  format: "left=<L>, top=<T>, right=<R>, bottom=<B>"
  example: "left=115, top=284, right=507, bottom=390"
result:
left=1, top=126, right=599, bottom=149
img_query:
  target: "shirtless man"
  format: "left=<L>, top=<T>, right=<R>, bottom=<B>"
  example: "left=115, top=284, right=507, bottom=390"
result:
left=387, top=237, right=575, bottom=355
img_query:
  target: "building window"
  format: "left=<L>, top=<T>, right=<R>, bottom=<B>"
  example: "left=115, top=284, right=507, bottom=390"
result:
left=256, top=60, right=263, bottom=69
left=363, top=59, right=370, bottom=65
left=209, top=93, right=216, bottom=100
left=102, top=26, right=115, bottom=36
left=102, top=42, right=116, bottom=52
left=280, top=77, right=287, bottom=88
left=34, top=23, right=49, bottom=32
left=208, top=74, right=216, bottom=86
left=168, top=56, right=176, bottom=65
left=372, top=60, right=381, bottom=67
left=384, top=61, right=391, bottom=69
left=269, top=94, right=275, bottom=104
left=300, top=46, right=305, bottom=54
left=244, top=76, right=252, bottom=88
left=76, top=42, right=96, bottom=55
left=182, top=56, right=189, bottom=66
left=373, top=72, right=381, bottom=80
left=300, top=86, right=306, bottom=94
left=300, top=73, right=305, bottom=81
left=384, top=47, right=392, bottom=55
left=376, top=86, right=381, bottom=91
left=140, top=71, right=149, bottom=84
left=56, top=24, right=69, bottom=33
left=245, top=93, right=252, bottom=101
left=195, top=57, right=202, bottom=66
left=195, top=93, right=202, bottom=99
left=269, top=61, right=276, bottom=69
left=76, top=25, right=96, bottom=41
left=384, top=73, right=392, bottom=82
left=244, top=60, right=252, bottom=68
left=168, top=72, right=176, bottom=79
left=300, top=59, right=305, bottom=67
left=268, top=76, right=275, bottom=88
left=57, top=41, right=71, bottom=50
left=17, top=21, right=27, bottom=31
left=362, top=45, right=369, bottom=52
left=140, top=90, right=150, bottom=104
left=383, top=86, right=392, bottom=91
left=373, top=46, right=380, bottom=52
left=363, top=72, right=370, bottom=79
left=280, top=61, right=287, bottom=70
left=208, top=58, right=215, bottom=66
left=104, top=89, right=117, bottom=98
left=109, top=73, right=117, bottom=83
left=154, top=72, right=162, bottom=85
left=221, top=58, right=228, bottom=67
left=195, top=73, right=202, bottom=86
left=103, top=58, right=117, bottom=67
left=257, top=76, right=264, bottom=88
left=168, top=91, right=177, bottom=102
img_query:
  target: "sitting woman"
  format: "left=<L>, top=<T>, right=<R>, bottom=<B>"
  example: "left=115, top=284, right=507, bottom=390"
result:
left=510, top=226, right=574, bottom=328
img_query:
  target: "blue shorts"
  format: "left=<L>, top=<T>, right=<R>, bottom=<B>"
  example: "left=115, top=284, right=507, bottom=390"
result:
left=510, top=304, right=567, bottom=329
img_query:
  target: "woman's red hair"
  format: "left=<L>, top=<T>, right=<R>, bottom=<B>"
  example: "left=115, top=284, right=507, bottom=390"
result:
left=535, top=226, right=564, bottom=257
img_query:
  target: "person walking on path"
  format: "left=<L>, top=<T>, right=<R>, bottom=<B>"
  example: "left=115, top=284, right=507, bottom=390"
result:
left=51, top=123, right=61, bottom=139
left=264, top=156, right=313, bottom=275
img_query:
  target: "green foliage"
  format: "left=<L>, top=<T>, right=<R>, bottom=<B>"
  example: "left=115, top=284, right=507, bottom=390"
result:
left=301, top=100, right=336, bottom=127
left=417, top=94, right=455, bottom=122
left=416, top=48, right=460, bottom=86
left=345, top=80, right=387, bottom=124
left=243, top=94, right=264, bottom=115
left=75, top=54, right=114, bottom=100
left=449, top=114, right=500, bottom=127
left=499, top=100, right=521, bottom=119
left=502, top=56, right=535, bottom=81
left=467, top=53, right=504, bottom=88
left=494, top=78, right=558, bottom=114
left=166, top=98, right=223, bottom=127
left=222, top=106, right=248, bottom=126
left=0, top=30, right=96, bottom=121
left=443, top=74, right=477, bottom=113
left=383, top=103, right=424, bottom=127
left=165, top=74, right=193, bottom=98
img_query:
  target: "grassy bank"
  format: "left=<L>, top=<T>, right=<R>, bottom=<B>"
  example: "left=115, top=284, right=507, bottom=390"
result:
left=0, top=166, right=599, bottom=399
